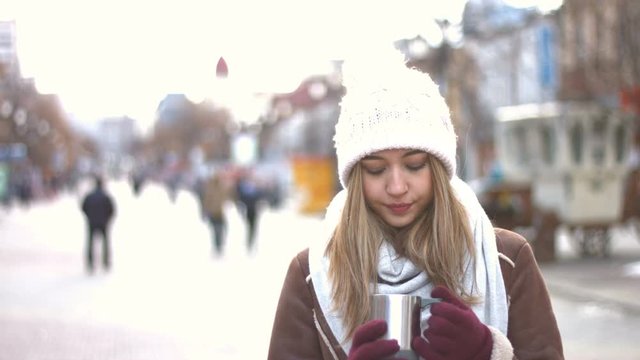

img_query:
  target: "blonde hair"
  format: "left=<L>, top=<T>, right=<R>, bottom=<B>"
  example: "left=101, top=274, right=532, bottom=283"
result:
left=326, top=155, right=475, bottom=340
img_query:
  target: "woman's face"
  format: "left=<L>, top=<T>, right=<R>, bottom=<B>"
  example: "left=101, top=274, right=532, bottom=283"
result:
left=361, top=149, right=434, bottom=229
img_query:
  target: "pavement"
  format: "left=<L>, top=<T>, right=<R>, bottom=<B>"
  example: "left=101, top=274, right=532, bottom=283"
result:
left=0, top=180, right=327, bottom=360
left=540, top=225, right=640, bottom=315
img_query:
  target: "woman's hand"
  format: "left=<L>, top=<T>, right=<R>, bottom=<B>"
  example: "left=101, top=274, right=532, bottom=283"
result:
left=348, top=319, right=400, bottom=360
left=412, top=286, right=493, bottom=360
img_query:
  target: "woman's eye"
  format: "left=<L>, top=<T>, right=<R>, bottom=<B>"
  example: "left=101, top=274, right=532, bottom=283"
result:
left=364, top=167, right=385, bottom=175
left=407, top=162, right=427, bottom=171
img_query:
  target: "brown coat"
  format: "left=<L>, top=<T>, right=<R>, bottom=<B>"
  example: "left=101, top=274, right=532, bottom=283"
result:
left=202, top=174, right=230, bottom=219
left=267, top=228, right=564, bottom=360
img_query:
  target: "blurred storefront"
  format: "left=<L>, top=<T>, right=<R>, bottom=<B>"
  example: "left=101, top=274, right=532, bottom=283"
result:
left=261, top=72, right=344, bottom=214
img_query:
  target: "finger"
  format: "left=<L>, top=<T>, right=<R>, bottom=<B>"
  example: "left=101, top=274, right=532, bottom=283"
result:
left=431, top=286, right=466, bottom=308
left=352, top=339, right=399, bottom=359
left=423, top=332, right=456, bottom=355
left=430, top=302, right=472, bottom=326
left=425, top=314, right=458, bottom=338
left=351, top=319, right=388, bottom=348
left=411, top=336, right=445, bottom=360
left=411, top=335, right=429, bottom=357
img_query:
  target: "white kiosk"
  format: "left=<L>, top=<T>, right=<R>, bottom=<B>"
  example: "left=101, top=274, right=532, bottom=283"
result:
left=489, top=101, right=637, bottom=257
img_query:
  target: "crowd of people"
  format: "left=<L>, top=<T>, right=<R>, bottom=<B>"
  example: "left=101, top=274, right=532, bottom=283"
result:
left=0, top=161, right=82, bottom=209
left=78, top=165, right=273, bottom=274
left=198, top=166, right=267, bottom=255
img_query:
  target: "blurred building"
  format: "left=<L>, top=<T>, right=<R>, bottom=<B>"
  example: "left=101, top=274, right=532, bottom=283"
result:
left=416, top=0, right=640, bottom=260
left=96, top=116, right=138, bottom=176
left=142, top=92, right=233, bottom=190
left=261, top=72, right=344, bottom=160
left=155, top=94, right=193, bottom=128
left=557, top=0, right=640, bottom=109
left=0, top=20, right=21, bottom=146
left=260, top=67, right=345, bottom=212
left=433, top=0, right=640, bottom=182
left=400, top=1, right=555, bottom=181
left=0, top=20, right=19, bottom=79
left=0, top=20, right=89, bottom=201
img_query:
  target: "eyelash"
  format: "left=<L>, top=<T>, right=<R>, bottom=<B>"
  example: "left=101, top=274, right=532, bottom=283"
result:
left=364, top=168, right=385, bottom=175
left=408, top=163, right=427, bottom=171
left=364, top=163, right=427, bottom=175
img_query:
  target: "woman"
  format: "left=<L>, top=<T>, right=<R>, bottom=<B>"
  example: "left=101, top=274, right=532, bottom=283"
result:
left=202, top=171, right=231, bottom=255
left=268, top=55, right=563, bottom=359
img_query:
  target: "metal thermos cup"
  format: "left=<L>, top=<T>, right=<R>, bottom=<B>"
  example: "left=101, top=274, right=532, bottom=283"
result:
left=369, top=294, right=441, bottom=360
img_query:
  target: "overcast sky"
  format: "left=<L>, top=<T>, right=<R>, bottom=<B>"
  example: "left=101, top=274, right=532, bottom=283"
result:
left=2, top=0, right=562, bottom=132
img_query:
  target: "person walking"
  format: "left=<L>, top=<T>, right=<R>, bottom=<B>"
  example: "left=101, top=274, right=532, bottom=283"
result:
left=81, top=176, right=115, bottom=273
left=268, top=54, right=564, bottom=359
left=202, top=171, right=231, bottom=256
left=235, top=169, right=262, bottom=252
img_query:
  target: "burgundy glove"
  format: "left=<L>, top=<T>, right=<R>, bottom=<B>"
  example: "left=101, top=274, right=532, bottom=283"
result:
left=348, top=319, right=400, bottom=360
left=412, top=286, right=493, bottom=360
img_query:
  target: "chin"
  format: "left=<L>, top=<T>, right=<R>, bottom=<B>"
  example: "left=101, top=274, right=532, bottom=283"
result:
left=384, top=217, right=414, bottom=229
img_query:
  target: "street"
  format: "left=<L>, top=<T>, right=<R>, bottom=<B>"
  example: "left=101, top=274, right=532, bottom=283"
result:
left=1, top=179, right=640, bottom=359
left=0, top=179, right=319, bottom=360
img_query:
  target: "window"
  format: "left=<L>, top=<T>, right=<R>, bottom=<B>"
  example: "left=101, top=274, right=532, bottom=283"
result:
left=562, top=11, right=575, bottom=67
left=514, top=125, right=530, bottom=166
left=614, top=123, right=627, bottom=163
left=591, top=118, right=606, bottom=165
left=570, top=123, right=584, bottom=164
left=601, top=4, right=617, bottom=62
left=540, top=124, right=556, bottom=165
left=582, top=10, right=596, bottom=59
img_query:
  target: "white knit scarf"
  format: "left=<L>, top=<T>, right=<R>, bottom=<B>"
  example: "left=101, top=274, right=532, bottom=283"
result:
left=308, top=177, right=508, bottom=353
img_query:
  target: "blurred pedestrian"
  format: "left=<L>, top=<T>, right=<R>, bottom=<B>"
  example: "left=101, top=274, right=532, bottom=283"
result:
left=81, top=176, right=115, bottom=273
left=166, top=174, right=179, bottom=203
left=202, top=171, right=232, bottom=255
left=0, top=163, right=8, bottom=208
left=130, top=168, right=146, bottom=196
left=235, top=169, right=263, bottom=252
left=268, top=54, right=563, bottom=359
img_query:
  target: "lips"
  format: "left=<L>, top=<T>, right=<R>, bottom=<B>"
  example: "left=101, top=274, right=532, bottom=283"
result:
left=387, top=203, right=411, bottom=215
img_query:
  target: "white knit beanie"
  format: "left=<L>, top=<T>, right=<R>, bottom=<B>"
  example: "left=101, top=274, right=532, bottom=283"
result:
left=334, top=52, right=458, bottom=188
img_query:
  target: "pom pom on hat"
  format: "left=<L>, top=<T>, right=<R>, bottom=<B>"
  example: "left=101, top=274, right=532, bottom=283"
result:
left=334, top=52, right=458, bottom=188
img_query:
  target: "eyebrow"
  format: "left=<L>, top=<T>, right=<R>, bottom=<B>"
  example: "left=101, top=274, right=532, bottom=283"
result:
left=362, top=150, right=426, bottom=161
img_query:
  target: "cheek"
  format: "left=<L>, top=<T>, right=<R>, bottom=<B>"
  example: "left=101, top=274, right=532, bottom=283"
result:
left=362, top=177, right=380, bottom=203
left=415, top=172, right=434, bottom=202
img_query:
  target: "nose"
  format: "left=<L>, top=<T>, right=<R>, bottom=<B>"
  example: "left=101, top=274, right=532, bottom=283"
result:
left=386, top=168, right=408, bottom=196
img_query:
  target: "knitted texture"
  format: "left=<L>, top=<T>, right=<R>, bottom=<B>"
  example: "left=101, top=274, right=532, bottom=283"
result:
left=334, top=53, right=457, bottom=188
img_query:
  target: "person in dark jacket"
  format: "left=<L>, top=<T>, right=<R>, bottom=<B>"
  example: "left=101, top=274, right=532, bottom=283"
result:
left=81, top=176, right=115, bottom=273
left=235, top=170, right=263, bottom=252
